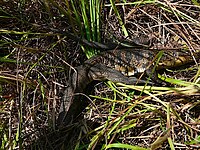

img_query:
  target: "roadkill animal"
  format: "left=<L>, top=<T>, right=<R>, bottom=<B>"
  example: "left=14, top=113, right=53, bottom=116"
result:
left=57, top=49, right=200, bottom=127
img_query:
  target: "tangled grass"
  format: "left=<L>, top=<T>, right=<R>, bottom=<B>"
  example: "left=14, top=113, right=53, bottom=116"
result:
left=0, top=0, right=200, bottom=149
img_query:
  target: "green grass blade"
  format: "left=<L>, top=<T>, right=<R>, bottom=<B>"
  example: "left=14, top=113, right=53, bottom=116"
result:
left=105, top=143, right=149, bottom=150
left=109, top=0, right=128, bottom=36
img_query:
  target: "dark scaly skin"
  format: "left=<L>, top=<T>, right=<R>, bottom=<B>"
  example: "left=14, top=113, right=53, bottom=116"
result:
left=84, top=49, right=157, bottom=83
left=57, top=49, right=200, bottom=126
left=58, top=49, right=154, bottom=125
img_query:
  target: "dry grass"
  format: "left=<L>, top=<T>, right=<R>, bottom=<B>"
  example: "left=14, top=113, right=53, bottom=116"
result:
left=0, top=0, right=200, bottom=149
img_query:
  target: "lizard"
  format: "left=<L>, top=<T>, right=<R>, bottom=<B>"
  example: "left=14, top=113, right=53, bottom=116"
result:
left=57, top=48, right=200, bottom=127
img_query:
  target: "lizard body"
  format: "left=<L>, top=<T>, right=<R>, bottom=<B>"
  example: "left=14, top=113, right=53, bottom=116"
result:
left=58, top=49, right=200, bottom=126
left=75, top=49, right=199, bottom=90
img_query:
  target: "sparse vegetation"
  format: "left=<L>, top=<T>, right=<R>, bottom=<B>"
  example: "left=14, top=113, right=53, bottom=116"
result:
left=0, top=0, right=200, bottom=149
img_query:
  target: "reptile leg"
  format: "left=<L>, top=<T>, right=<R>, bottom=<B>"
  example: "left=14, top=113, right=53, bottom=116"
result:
left=58, top=94, right=89, bottom=127
left=88, top=64, right=151, bottom=85
left=57, top=84, right=75, bottom=127
left=57, top=67, right=94, bottom=127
